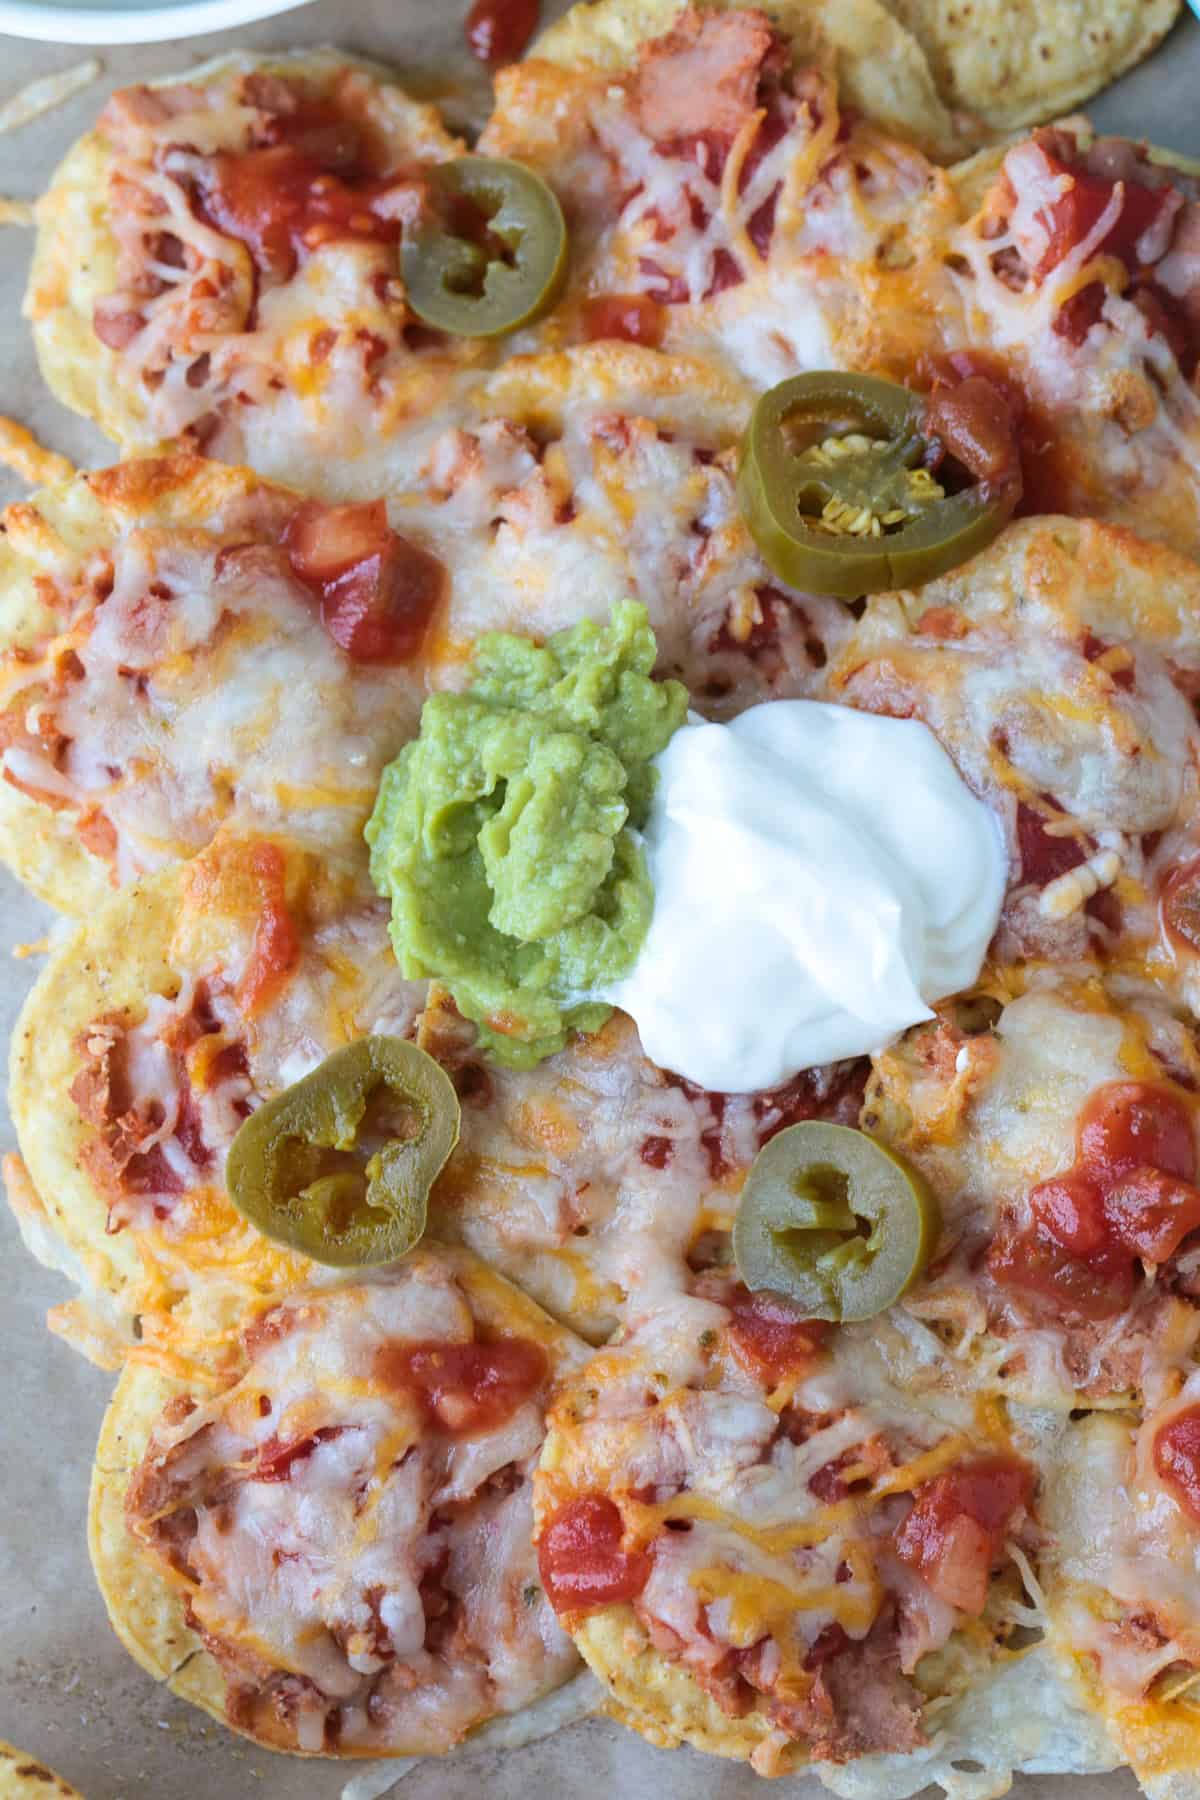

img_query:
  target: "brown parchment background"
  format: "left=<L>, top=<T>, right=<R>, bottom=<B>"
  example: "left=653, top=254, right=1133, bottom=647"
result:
left=1, top=4, right=1199, bottom=1794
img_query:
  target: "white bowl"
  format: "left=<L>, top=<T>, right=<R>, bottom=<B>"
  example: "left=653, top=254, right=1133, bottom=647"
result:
left=0, top=0, right=310, bottom=42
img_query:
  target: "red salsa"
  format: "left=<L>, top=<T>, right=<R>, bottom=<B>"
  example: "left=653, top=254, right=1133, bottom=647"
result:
left=894, top=1454, right=1033, bottom=1614
left=374, top=1334, right=547, bottom=1435
left=990, top=1080, right=1200, bottom=1318
left=537, top=1493, right=652, bottom=1614
left=726, top=1286, right=828, bottom=1386
left=235, top=841, right=300, bottom=1019
left=1155, top=1405, right=1200, bottom=1523
left=284, top=499, right=444, bottom=664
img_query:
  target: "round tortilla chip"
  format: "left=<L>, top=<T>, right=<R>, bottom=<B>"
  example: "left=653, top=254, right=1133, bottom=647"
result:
left=532, top=0, right=967, bottom=160
left=0, top=449, right=440, bottom=916
left=0, top=454, right=309, bottom=915
left=7, top=833, right=359, bottom=1340
left=27, top=49, right=463, bottom=476
left=89, top=1246, right=586, bottom=1757
left=879, top=0, right=1181, bottom=135
left=541, top=1432, right=1121, bottom=1789
left=0, top=1745, right=83, bottom=1800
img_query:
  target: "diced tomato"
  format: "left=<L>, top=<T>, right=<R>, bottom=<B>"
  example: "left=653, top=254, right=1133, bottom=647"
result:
left=235, top=842, right=299, bottom=1019
left=374, top=1335, right=546, bottom=1435
left=284, top=500, right=444, bottom=664
left=988, top=1220, right=1134, bottom=1320
left=991, top=1079, right=1198, bottom=1315
left=1033, top=157, right=1178, bottom=282
left=284, top=499, right=391, bottom=583
left=727, top=1287, right=828, bottom=1386
left=580, top=294, right=665, bottom=347
left=924, top=375, right=1022, bottom=494
left=915, top=347, right=1077, bottom=516
left=173, top=1081, right=212, bottom=1171
left=1025, top=1159, right=1200, bottom=1274
left=1162, top=857, right=1200, bottom=954
left=1085, top=885, right=1123, bottom=938
left=1016, top=800, right=1089, bottom=886
left=465, top=0, right=539, bottom=65
left=1077, top=1082, right=1195, bottom=1184
left=893, top=1455, right=1034, bottom=1615
left=1104, top=1168, right=1200, bottom=1263
left=537, top=1494, right=652, bottom=1615
left=320, top=542, right=442, bottom=663
left=253, top=1425, right=344, bottom=1482
left=1155, top=1405, right=1200, bottom=1522
left=1028, top=1169, right=1108, bottom=1257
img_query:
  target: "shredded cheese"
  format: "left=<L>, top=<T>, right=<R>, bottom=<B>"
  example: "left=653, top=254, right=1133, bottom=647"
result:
left=1038, top=849, right=1123, bottom=920
left=0, top=418, right=74, bottom=487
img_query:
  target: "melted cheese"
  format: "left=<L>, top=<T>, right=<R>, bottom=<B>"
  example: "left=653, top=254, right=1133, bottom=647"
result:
left=84, top=60, right=477, bottom=495
left=126, top=1254, right=583, bottom=1753
left=483, top=53, right=963, bottom=389
left=543, top=1295, right=1017, bottom=1711
left=1, top=489, right=426, bottom=884
left=949, top=141, right=1200, bottom=550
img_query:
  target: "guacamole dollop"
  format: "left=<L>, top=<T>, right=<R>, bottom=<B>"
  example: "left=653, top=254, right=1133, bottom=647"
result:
left=365, top=601, right=688, bottom=1068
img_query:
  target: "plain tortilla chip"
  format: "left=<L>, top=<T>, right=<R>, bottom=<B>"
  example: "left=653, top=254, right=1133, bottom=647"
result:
left=0, top=1743, right=83, bottom=1800
left=880, top=0, right=1181, bottom=134
left=533, top=0, right=969, bottom=160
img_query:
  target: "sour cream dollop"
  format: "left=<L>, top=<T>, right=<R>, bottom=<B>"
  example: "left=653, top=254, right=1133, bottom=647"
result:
left=604, top=700, right=1006, bottom=1093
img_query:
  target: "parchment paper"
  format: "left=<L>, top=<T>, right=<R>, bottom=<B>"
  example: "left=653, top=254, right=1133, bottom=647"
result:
left=0, top=6, right=1197, bottom=1795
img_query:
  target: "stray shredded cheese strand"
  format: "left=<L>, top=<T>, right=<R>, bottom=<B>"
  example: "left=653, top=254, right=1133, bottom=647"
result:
left=0, top=59, right=101, bottom=136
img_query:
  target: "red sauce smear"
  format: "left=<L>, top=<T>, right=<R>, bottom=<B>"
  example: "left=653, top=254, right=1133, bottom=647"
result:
left=1155, top=1405, right=1200, bottom=1522
left=727, top=1286, right=828, bottom=1387
left=466, top=0, right=539, bottom=65
left=284, top=499, right=444, bottom=664
left=374, top=1335, right=546, bottom=1435
left=235, top=841, right=300, bottom=1019
left=197, top=145, right=404, bottom=283
left=894, top=1455, right=1033, bottom=1614
left=537, top=1493, right=652, bottom=1615
left=990, top=1080, right=1200, bottom=1318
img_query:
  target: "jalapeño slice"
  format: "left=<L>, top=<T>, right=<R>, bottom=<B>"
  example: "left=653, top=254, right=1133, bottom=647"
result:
left=737, top=371, right=1019, bottom=598
left=401, top=156, right=567, bottom=338
left=733, top=1119, right=939, bottom=1322
left=226, top=1036, right=460, bottom=1267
